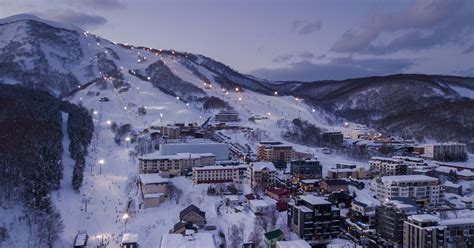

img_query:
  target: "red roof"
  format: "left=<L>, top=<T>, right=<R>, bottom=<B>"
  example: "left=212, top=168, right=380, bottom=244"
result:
left=276, top=201, right=288, bottom=211
left=266, top=187, right=290, bottom=196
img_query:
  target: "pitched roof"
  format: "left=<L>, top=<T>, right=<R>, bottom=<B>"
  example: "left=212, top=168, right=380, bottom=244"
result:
left=179, top=204, right=205, bottom=220
left=323, top=179, right=349, bottom=186
left=264, top=229, right=284, bottom=240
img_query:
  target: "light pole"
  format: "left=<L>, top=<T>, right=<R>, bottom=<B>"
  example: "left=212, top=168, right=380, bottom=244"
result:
left=125, top=137, right=131, bottom=148
left=98, top=159, right=104, bottom=175
left=122, top=213, right=129, bottom=234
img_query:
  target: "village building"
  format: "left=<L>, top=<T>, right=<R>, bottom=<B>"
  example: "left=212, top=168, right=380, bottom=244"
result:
left=287, top=195, right=340, bottom=246
left=290, top=159, right=322, bottom=182
left=192, top=164, right=246, bottom=184
left=256, top=141, right=295, bottom=163
left=370, top=175, right=440, bottom=206
left=138, top=173, right=169, bottom=208
left=138, top=152, right=216, bottom=175
left=247, top=162, right=277, bottom=189
left=320, top=179, right=349, bottom=194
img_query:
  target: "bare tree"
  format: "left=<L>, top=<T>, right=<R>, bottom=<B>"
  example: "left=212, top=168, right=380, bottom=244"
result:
left=228, top=224, right=244, bottom=248
left=249, top=220, right=263, bottom=247
left=36, top=210, right=64, bottom=248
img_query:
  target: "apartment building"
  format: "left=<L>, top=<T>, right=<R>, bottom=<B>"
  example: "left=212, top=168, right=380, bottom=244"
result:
left=287, top=195, right=340, bottom=246
left=290, top=159, right=322, bottom=181
left=247, top=162, right=277, bottom=188
left=138, top=173, right=169, bottom=208
left=370, top=175, right=440, bottom=205
left=327, top=164, right=371, bottom=180
left=138, top=152, right=215, bottom=175
left=369, top=157, right=407, bottom=176
left=375, top=199, right=418, bottom=246
left=350, top=200, right=376, bottom=231
left=192, top=165, right=246, bottom=184
left=423, top=142, right=467, bottom=161
left=256, top=141, right=295, bottom=163
left=403, top=215, right=446, bottom=248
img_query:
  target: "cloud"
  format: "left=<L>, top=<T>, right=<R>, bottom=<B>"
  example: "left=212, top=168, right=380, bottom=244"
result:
left=272, top=51, right=314, bottom=63
left=463, top=44, right=474, bottom=54
left=316, top=54, right=326, bottom=60
left=251, top=57, right=415, bottom=81
left=292, top=19, right=322, bottom=35
left=69, top=0, right=125, bottom=9
left=32, top=9, right=107, bottom=29
left=331, top=0, right=474, bottom=54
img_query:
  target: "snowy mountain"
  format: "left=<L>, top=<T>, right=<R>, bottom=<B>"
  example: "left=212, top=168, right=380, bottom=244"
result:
left=1, top=14, right=473, bottom=145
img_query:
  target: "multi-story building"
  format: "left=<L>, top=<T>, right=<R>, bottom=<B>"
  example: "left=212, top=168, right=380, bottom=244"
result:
left=290, top=159, right=322, bottom=181
left=350, top=200, right=376, bottom=231
left=138, top=173, right=169, bottom=208
left=322, top=131, right=343, bottom=145
left=214, top=110, right=239, bottom=122
left=247, top=162, right=277, bottom=189
left=256, top=141, right=295, bottom=163
left=192, top=165, right=246, bottom=184
left=138, top=152, right=215, bottom=175
left=369, top=157, right=407, bottom=176
left=159, top=125, right=181, bottom=139
left=287, top=195, right=340, bottom=246
left=370, top=175, right=440, bottom=206
left=423, top=142, right=467, bottom=161
left=403, top=215, right=446, bottom=248
left=375, top=199, right=418, bottom=246
left=327, top=164, right=371, bottom=179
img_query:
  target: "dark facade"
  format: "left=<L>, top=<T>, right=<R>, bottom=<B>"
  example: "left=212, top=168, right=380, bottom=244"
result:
left=287, top=195, right=340, bottom=246
left=375, top=199, right=418, bottom=246
left=322, top=132, right=343, bottom=145
left=290, top=159, right=322, bottom=181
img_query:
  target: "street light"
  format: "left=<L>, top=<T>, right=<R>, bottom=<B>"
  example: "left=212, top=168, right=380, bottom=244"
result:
left=106, top=120, right=112, bottom=125
left=98, top=159, right=104, bottom=175
left=93, top=111, right=98, bottom=115
left=274, top=91, right=278, bottom=96
left=122, top=213, right=129, bottom=233
left=125, top=137, right=131, bottom=148
left=235, top=87, right=239, bottom=92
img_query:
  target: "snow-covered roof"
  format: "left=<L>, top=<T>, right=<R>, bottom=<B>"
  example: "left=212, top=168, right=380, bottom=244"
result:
left=193, top=165, right=246, bottom=171
left=408, top=214, right=440, bottom=223
left=300, top=195, right=330, bottom=205
left=160, top=233, right=216, bottom=248
left=439, top=218, right=474, bottom=226
left=300, top=179, right=320, bottom=184
left=249, top=199, right=271, bottom=207
left=381, top=175, right=438, bottom=184
left=139, top=173, right=169, bottom=184
left=252, top=162, right=276, bottom=172
left=144, top=193, right=165, bottom=199
left=160, top=142, right=228, bottom=160
left=140, top=152, right=215, bottom=160
left=122, top=233, right=138, bottom=244
left=370, top=157, right=403, bottom=163
left=74, top=233, right=88, bottom=246
left=436, top=166, right=474, bottom=177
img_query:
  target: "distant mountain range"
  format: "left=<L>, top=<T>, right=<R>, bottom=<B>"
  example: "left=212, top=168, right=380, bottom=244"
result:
left=1, top=14, right=473, bottom=148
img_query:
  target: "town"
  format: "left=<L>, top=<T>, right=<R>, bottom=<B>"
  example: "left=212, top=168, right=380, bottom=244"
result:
left=74, top=112, right=473, bottom=248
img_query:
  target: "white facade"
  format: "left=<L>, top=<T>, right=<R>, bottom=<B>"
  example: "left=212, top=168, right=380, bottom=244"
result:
left=139, top=152, right=216, bottom=174
left=371, top=175, right=440, bottom=204
left=247, top=162, right=277, bottom=188
left=369, top=157, right=406, bottom=176
left=192, top=165, right=247, bottom=184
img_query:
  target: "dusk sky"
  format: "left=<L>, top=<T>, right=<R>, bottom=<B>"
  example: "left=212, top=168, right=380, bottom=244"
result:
left=1, top=0, right=473, bottom=81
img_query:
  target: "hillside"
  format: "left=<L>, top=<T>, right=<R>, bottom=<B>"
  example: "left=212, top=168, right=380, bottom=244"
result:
left=0, top=14, right=473, bottom=147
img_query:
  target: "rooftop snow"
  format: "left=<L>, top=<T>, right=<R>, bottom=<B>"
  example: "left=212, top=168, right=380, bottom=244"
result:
left=139, top=174, right=169, bottom=184
left=439, top=218, right=474, bottom=226
left=160, top=233, right=216, bottom=248
left=409, top=214, right=440, bottom=223
left=249, top=199, right=271, bottom=207
left=122, top=233, right=139, bottom=244
left=252, top=162, right=276, bottom=171
left=381, top=175, right=438, bottom=184
left=300, top=195, right=330, bottom=205
left=139, top=152, right=215, bottom=160
left=193, top=165, right=246, bottom=170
